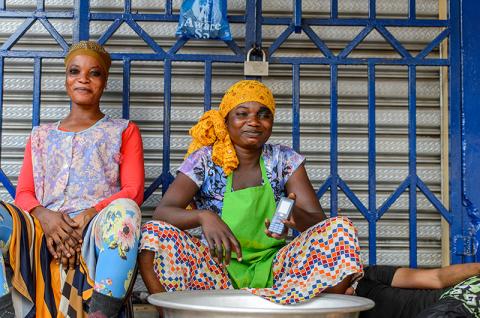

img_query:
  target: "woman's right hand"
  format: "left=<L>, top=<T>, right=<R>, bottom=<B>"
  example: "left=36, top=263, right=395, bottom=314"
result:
left=31, top=206, right=82, bottom=260
left=198, top=210, right=242, bottom=266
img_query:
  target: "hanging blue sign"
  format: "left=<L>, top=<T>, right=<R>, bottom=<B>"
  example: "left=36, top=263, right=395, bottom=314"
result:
left=176, top=0, right=232, bottom=40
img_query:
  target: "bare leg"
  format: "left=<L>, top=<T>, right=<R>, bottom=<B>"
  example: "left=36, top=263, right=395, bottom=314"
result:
left=139, top=250, right=165, bottom=317
left=323, top=275, right=353, bottom=294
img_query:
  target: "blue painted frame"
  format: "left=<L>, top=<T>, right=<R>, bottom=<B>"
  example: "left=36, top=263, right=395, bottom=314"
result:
left=456, top=1, right=480, bottom=263
left=0, top=0, right=475, bottom=264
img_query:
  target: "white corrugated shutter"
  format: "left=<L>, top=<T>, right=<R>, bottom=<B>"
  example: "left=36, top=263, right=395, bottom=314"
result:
left=0, top=0, right=445, bottom=267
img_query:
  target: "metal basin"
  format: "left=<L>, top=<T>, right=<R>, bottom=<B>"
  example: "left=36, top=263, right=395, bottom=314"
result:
left=148, top=290, right=374, bottom=318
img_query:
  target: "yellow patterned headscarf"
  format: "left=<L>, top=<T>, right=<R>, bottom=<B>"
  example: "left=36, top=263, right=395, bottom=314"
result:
left=64, top=41, right=111, bottom=76
left=186, top=80, right=276, bottom=175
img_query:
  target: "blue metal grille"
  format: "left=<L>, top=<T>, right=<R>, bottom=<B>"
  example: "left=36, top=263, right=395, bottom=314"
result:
left=0, top=0, right=471, bottom=264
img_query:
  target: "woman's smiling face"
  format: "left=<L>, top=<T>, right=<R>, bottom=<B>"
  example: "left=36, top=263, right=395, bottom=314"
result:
left=65, top=54, right=107, bottom=107
left=226, top=101, right=274, bottom=150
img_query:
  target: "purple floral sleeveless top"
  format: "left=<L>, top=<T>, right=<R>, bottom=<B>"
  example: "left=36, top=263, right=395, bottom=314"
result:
left=30, top=115, right=129, bottom=214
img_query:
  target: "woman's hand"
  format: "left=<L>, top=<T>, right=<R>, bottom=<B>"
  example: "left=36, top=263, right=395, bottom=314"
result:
left=198, top=210, right=242, bottom=266
left=264, top=193, right=297, bottom=240
left=59, top=207, right=97, bottom=269
left=264, top=218, right=295, bottom=240
left=31, top=206, right=82, bottom=260
left=72, top=207, right=97, bottom=236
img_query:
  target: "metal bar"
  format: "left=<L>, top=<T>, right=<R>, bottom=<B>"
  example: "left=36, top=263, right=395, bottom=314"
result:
left=109, top=53, right=238, bottom=62
left=293, top=0, right=302, bottom=33
left=0, top=51, right=67, bottom=58
left=90, top=13, right=245, bottom=23
left=74, top=0, right=89, bottom=42
left=167, top=36, right=188, bottom=55
left=408, top=65, right=417, bottom=267
left=245, top=0, right=256, bottom=51
left=0, top=168, right=15, bottom=198
left=126, top=19, right=166, bottom=54
left=0, top=11, right=74, bottom=18
left=225, top=40, right=243, bottom=56
left=162, top=59, right=172, bottom=194
left=317, top=176, right=332, bottom=198
left=262, top=17, right=448, bottom=27
left=254, top=0, right=262, bottom=45
left=144, top=175, right=162, bottom=200
left=368, top=63, right=377, bottom=264
left=331, top=0, right=338, bottom=19
left=163, top=54, right=244, bottom=63
left=36, top=0, right=45, bottom=11
left=376, top=176, right=411, bottom=221
left=417, top=178, right=452, bottom=224
left=376, top=25, right=412, bottom=58
left=32, top=57, right=42, bottom=127
left=409, top=0, right=416, bottom=21
left=0, top=57, right=3, bottom=168
left=97, top=18, right=123, bottom=45
left=416, top=28, right=450, bottom=59
left=369, top=0, right=376, bottom=20
left=338, top=25, right=373, bottom=59
left=292, top=63, right=300, bottom=152
left=302, top=24, right=334, bottom=58
left=457, top=0, right=480, bottom=263
left=0, top=50, right=449, bottom=66
left=448, top=0, right=462, bottom=265
left=337, top=178, right=369, bottom=218
left=330, top=64, right=338, bottom=216
left=124, top=0, right=131, bottom=13
left=269, top=56, right=449, bottom=66
left=268, top=25, right=294, bottom=57
left=39, top=18, right=69, bottom=51
left=0, top=17, right=35, bottom=51
left=122, top=57, right=131, bottom=119
left=90, top=13, right=180, bottom=21
left=165, top=0, right=172, bottom=16
left=87, top=13, right=448, bottom=26
left=204, top=61, right=212, bottom=111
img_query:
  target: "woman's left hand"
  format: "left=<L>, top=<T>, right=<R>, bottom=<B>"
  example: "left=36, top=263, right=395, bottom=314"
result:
left=264, top=193, right=297, bottom=240
left=59, top=208, right=97, bottom=269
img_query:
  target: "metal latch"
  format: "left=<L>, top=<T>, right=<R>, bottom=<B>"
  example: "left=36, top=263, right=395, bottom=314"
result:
left=244, top=48, right=269, bottom=76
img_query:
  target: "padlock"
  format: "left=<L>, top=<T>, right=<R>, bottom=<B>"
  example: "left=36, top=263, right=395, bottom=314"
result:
left=244, top=48, right=269, bottom=76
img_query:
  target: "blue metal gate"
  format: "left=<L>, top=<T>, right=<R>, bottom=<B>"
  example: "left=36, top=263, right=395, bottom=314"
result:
left=0, top=0, right=477, bottom=265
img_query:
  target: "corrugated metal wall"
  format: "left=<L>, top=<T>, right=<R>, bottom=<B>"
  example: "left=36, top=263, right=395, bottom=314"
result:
left=0, top=0, right=445, bottom=266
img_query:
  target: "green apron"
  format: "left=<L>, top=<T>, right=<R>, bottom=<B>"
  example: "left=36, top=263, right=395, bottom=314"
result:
left=221, top=157, right=285, bottom=289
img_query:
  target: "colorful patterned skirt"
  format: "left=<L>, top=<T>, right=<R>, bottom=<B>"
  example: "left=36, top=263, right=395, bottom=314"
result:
left=2, top=198, right=141, bottom=318
left=140, top=216, right=363, bottom=304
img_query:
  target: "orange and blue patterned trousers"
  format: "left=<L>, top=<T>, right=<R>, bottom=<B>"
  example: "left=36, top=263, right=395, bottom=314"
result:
left=140, top=216, right=363, bottom=304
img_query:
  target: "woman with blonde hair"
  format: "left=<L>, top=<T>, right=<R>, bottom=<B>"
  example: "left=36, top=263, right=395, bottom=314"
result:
left=0, top=41, right=144, bottom=317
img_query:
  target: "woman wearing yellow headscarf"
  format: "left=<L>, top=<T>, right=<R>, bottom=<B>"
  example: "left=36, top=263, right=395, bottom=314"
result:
left=139, top=80, right=362, bottom=305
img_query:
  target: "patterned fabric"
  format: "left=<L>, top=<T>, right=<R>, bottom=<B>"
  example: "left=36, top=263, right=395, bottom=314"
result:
left=250, top=217, right=362, bottom=304
left=91, top=198, right=141, bottom=297
left=0, top=199, right=141, bottom=318
left=30, top=115, right=129, bottom=215
left=64, top=41, right=111, bottom=75
left=140, top=221, right=232, bottom=291
left=186, top=80, right=275, bottom=175
left=140, top=216, right=362, bottom=304
left=440, top=274, right=480, bottom=316
left=0, top=206, right=13, bottom=297
left=179, top=144, right=304, bottom=217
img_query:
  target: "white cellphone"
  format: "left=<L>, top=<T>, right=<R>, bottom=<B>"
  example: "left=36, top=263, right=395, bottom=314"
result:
left=268, top=197, right=295, bottom=235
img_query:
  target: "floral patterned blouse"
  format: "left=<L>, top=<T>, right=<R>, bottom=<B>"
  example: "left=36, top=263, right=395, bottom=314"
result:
left=178, top=144, right=305, bottom=216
